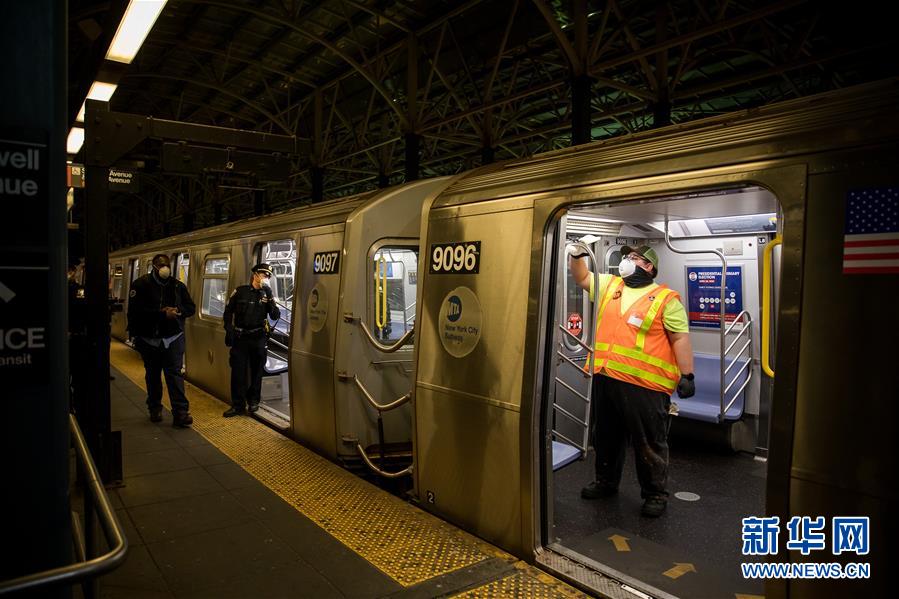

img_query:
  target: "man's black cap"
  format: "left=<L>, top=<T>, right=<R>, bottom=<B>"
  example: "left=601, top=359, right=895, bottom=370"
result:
left=252, top=263, right=273, bottom=276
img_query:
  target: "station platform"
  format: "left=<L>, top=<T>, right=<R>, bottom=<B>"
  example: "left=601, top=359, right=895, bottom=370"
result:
left=102, top=340, right=587, bottom=598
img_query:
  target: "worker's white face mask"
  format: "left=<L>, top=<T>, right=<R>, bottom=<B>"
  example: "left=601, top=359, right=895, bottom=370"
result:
left=618, top=258, right=636, bottom=278
left=157, top=265, right=171, bottom=279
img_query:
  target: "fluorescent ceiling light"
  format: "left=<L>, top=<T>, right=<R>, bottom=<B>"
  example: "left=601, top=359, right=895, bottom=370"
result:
left=105, top=0, right=167, bottom=64
left=76, top=81, right=118, bottom=122
left=67, top=128, right=85, bottom=155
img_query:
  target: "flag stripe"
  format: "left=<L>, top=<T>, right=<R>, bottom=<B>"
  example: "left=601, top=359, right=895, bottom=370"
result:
left=843, top=266, right=899, bottom=274
left=843, top=232, right=899, bottom=241
left=842, top=259, right=899, bottom=268
left=843, top=253, right=899, bottom=260
left=843, top=238, right=899, bottom=248
left=843, top=245, right=899, bottom=254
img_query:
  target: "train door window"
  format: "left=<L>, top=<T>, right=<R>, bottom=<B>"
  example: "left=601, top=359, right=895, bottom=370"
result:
left=201, top=255, right=230, bottom=319
left=112, top=265, right=124, bottom=299
left=606, top=247, right=623, bottom=276
left=174, top=252, right=190, bottom=283
left=562, top=244, right=591, bottom=352
left=129, top=258, right=140, bottom=282
left=256, top=239, right=296, bottom=374
left=369, top=245, right=418, bottom=343
left=542, top=186, right=781, bottom=599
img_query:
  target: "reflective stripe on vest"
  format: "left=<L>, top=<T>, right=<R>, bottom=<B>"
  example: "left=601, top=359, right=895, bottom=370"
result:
left=587, top=279, right=680, bottom=393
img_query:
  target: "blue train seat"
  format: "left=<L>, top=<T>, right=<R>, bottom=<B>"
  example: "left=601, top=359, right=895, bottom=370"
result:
left=673, top=353, right=749, bottom=423
left=552, top=441, right=581, bottom=470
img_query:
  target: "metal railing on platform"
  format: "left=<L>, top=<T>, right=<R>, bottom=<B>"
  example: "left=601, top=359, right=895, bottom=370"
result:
left=0, top=414, right=128, bottom=597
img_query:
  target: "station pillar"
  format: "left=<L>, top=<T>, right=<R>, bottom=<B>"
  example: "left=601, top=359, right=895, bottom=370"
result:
left=0, top=0, right=72, bottom=590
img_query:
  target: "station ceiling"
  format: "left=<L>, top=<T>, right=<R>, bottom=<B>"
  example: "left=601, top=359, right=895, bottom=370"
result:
left=68, top=0, right=898, bottom=248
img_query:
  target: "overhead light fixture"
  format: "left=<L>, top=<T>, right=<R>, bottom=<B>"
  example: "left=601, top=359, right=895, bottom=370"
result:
left=76, top=81, right=118, bottom=122
left=67, top=128, right=85, bottom=155
left=105, top=0, right=167, bottom=64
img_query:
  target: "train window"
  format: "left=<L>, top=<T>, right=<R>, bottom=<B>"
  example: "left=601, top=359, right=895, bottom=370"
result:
left=256, top=239, right=296, bottom=373
left=201, top=256, right=230, bottom=319
left=112, top=273, right=123, bottom=300
left=369, top=246, right=418, bottom=343
left=174, top=252, right=189, bottom=283
left=129, top=258, right=140, bottom=282
left=606, top=248, right=622, bottom=276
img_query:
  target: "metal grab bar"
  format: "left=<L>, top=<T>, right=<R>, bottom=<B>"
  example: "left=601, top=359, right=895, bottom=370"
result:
left=358, top=320, right=414, bottom=353
left=762, top=236, right=781, bottom=378
left=665, top=220, right=729, bottom=418
left=721, top=310, right=753, bottom=421
left=346, top=374, right=412, bottom=412
left=550, top=239, right=600, bottom=456
left=0, top=415, right=128, bottom=596
left=267, top=336, right=289, bottom=352
left=355, top=444, right=413, bottom=478
left=558, top=324, right=592, bottom=352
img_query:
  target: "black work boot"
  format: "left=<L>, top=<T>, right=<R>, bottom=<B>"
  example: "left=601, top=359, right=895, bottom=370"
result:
left=172, top=412, right=193, bottom=428
left=247, top=403, right=260, bottom=413
left=223, top=407, right=246, bottom=417
left=641, top=497, right=667, bottom=517
left=149, top=406, right=163, bottom=423
left=581, top=481, right=618, bottom=499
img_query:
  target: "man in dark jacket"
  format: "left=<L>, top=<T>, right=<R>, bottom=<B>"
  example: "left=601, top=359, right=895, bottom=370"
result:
left=222, top=263, right=280, bottom=417
left=127, top=253, right=196, bottom=427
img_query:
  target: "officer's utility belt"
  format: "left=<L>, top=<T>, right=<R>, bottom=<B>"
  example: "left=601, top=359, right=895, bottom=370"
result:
left=234, top=326, right=264, bottom=335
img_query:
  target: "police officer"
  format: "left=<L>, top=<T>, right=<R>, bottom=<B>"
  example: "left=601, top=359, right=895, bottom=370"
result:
left=222, top=263, right=280, bottom=417
left=127, top=253, right=196, bottom=427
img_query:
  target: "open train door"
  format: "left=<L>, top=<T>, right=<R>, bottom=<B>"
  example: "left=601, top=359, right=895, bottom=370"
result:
left=536, top=172, right=801, bottom=599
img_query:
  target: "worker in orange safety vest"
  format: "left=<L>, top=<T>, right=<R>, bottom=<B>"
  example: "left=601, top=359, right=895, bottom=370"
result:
left=568, top=242, right=695, bottom=517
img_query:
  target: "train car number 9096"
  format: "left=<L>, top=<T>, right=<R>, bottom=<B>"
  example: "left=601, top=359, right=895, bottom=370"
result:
left=429, top=241, right=480, bottom=274
left=313, top=251, right=340, bottom=274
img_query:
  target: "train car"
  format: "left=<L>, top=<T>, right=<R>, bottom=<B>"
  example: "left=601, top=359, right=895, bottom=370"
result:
left=412, top=79, right=897, bottom=598
left=109, top=177, right=457, bottom=471
left=108, top=80, right=897, bottom=597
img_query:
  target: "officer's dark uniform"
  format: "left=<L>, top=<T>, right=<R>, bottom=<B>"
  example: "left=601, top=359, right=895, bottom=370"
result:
left=127, top=269, right=196, bottom=426
left=223, top=263, right=280, bottom=416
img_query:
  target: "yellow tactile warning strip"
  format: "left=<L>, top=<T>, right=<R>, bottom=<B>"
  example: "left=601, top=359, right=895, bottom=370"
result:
left=452, top=562, right=588, bottom=598
left=111, top=341, right=587, bottom=597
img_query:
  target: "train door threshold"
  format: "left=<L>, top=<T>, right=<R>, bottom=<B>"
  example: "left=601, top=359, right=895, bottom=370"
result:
left=537, top=545, right=677, bottom=599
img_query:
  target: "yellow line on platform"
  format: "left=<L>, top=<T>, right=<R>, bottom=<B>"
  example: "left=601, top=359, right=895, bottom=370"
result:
left=111, top=341, right=585, bottom=597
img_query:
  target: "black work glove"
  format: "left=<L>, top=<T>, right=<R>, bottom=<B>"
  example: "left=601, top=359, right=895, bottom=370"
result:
left=225, top=330, right=234, bottom=347
left=677, top=373, right=695, bottom=398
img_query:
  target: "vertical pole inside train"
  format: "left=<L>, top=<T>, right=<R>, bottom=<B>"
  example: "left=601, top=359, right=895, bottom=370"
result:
left=0, top=0, right=71, bottom=589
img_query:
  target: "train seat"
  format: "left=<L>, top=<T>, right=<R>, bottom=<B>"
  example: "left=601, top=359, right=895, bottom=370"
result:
left=552, top=441, right=581, bottom=470
left=673, top=353, right=749, bottom=423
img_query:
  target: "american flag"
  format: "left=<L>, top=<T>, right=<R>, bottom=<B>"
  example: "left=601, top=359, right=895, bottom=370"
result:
left=843, top=188, right=899, bottom=275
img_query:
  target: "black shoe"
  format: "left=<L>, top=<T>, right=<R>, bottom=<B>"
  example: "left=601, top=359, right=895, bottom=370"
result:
left=581, top=481, right=618, bottom=499
left=223, top=407, right=246, bottom=417
left=149, top=407, right=163, bottom=423
left=247, top=404, right=259, bottom=413
left=172, top=412, right=193, bottom=428
left=641, top=497, right=667, bottom=518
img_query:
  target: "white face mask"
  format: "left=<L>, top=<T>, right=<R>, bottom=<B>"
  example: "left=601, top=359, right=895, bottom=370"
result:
left=157, top=265, right=171, bottom=279
left=618, top=258, right=636, bottom=278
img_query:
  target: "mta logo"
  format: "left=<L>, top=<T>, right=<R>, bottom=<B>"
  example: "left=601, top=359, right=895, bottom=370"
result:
left=447, top=296, right=462, bottom=322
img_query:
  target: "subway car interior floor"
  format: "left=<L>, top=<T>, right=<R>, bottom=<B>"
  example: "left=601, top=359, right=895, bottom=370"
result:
left=551, top=440, right=766, bottom=598
left=100, top=340, right=588, bottom=599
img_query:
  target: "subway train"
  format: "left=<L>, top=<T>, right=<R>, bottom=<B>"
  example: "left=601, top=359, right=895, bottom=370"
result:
left=108, top=79, right=898, bottom=598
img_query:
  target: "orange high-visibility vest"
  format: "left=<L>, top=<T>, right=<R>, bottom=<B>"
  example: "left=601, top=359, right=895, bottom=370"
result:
left=586, top=277, right=681, bottom=394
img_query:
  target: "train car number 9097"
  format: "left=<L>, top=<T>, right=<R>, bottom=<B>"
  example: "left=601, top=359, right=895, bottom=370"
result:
left=429, top=241, right=480, bottom=274
left=313, top=251, right=340, bottom=274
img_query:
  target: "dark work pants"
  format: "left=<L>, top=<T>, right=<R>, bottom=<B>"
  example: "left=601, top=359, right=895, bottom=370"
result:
left=229, top=333, right=267, bottom=410
left=135, top=335, right=189, bottom=414
left=592, top=374, right=671, bottom=500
